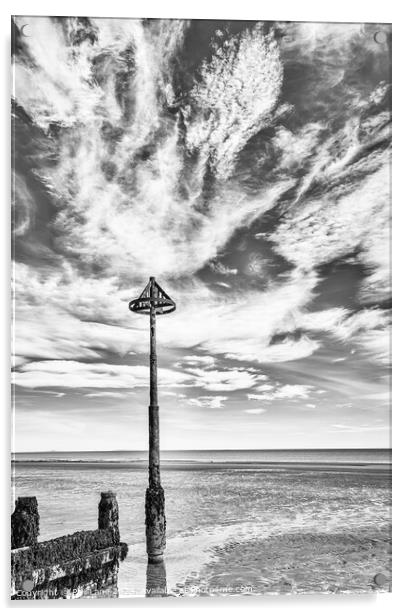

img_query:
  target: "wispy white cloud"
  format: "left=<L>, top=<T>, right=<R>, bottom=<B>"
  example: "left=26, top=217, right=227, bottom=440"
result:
left=13, top=17, right=187, bottom=132
left=187, top=25, right=283, bottom=179
left=14, top=18, right=294, bottom=282
left=245, top=253, right=272, bottom=278
left=185, top=367, right=267, bottom=392
left=271, top=123, right=324, bottom=172
left=13, top=357, right=271, bottom=395
left=13, top=254, right=390, bottom=375
left=330, top=309, right=390, bottom=341
left=186, top=396, right=228, bottom=408
left=248, top=384, right=314, bottom=401
left=12, top=171, right=37, bottom=236
left=361, top=391, right=390, bottom=402
left=13, top=360, right=190, bottom=390
left=209, top=261, right=238, bottom=276
left=297, top=307, right=391, bottom=365
left=257, top=68, right=391, bottom=314
left=244, top=408, right=267, bottom=415
left=356, top=328, right=390, bottom=365
left=175, top=355, right=217, bottom=369
left=13, top=262, right=321, bottom=366
left=330, top=423, right=388, bottom=433
left=271, top=164, right=390, bottom=273
left=36, top=390, right=66, bottom=398
left=179, top=269, right=320, bottom=363
left=11, top=355, right=27, bottom=368
left=85, top=392, right=128, bottom=399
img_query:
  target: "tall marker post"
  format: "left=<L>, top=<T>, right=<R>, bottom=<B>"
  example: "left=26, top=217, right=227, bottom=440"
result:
left=129, top=277, right=176, bottom=563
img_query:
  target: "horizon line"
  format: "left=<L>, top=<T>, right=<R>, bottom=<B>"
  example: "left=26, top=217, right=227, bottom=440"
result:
left=12, top=446, right=392, bottom=454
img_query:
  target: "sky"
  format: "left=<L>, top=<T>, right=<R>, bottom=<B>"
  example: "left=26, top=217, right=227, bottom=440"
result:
left=11, top=17, right=391, bottom=451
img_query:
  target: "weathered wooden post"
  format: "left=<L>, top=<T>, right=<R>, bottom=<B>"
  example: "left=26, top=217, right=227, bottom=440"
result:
left=129, top=277, right=176, bottom=564
left=98, top=491, right=120, bottom=545
left=11, top=496, right=39, bottom=549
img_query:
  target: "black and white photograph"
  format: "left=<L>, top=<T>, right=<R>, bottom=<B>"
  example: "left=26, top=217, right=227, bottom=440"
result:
left=11, top=14, right=391, bottom=600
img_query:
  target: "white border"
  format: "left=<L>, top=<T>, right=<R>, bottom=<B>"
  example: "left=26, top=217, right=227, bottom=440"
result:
left=2, top=1, right=406, bottom=614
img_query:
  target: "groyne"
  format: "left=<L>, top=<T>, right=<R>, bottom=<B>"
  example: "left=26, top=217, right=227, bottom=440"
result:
left=11, top=491, right=128, bottom=599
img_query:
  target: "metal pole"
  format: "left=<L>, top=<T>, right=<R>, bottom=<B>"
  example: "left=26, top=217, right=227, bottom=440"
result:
left=129, top=276, right=175, bottom=564
left=145, top=277, right=166, bottom=563
left=149, top=278, right=160, bottom=486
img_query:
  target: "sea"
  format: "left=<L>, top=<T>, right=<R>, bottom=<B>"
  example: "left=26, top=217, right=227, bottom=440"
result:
left=11, top=449, right=392, bottom=597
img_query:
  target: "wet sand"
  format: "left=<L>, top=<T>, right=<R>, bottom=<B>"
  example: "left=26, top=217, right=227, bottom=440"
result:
left=191, top=528, right=391, bottom=595
left=119, top=523, right=391, bottom=597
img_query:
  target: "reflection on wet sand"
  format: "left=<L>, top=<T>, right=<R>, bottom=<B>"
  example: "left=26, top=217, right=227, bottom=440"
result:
left=146, top=560, right=167, bottom=597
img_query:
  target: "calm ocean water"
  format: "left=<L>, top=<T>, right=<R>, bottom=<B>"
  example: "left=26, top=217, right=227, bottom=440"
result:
left=12, top=448, right=391, bottom=464
left=11, top=449, right=391, bottom=596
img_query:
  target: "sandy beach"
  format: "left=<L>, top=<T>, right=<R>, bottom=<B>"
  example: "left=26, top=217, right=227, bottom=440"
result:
left=12, top=450, right=391, bottom=597
left=119, top=515, right=391, bottom=597
left=187, top=528, right=391, bottom=595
